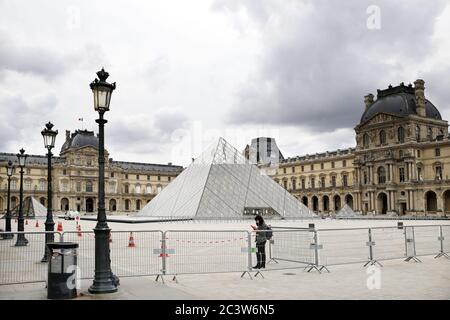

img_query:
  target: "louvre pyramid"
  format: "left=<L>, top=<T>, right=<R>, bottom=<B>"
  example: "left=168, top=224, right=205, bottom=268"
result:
left=8, top=197, right=47, bottom=218
left=336, top=204, right=358, bottom=218
left=137, top=138, right=315, bottom=219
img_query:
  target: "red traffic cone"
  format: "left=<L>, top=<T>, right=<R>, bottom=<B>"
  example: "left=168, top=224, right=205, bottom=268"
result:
left=77, top=225, right=82, bottom=237
left=128, top=232, right=136, bottom=248
left=35, top=220, right=39, bottom=228
left=57, top=222, right=63, bottom=232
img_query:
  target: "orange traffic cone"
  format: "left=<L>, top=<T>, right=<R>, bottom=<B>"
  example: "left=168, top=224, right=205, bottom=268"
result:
left=57, top=222, right=63, bottom=232
left=128, top=232, right=135, bottom=248
left=77, top=225, right=82, bottom=237
left=35, top=220, right=39, bottom=228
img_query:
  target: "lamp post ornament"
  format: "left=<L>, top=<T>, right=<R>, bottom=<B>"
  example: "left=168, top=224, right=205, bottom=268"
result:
left=88, top=68, right=119, bottom=294
left=41, top=121, right=58, bottom=262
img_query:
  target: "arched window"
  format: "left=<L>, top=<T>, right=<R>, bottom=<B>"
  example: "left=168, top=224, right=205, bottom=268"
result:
left=125, top=199, right=130, bottom=211
left=416, top=125, right=421, bottom=141
left=377, top=166, right=386, bottom=184
left=136, top=200, right=141, bottom=211
left=363, top=134, right=369, bottom=148
left=398, top=126, right=405, bottom=143
left=86, top=180, right=93, bottom=192
left=146, top=185, right=152, bottom=194
left=135, top=184, right=141, bottom=194
left=379, top=130, right=386, bottom=145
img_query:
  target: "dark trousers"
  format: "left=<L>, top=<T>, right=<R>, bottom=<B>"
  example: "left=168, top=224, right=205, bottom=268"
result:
left=256, top=242, right=266, bottom=267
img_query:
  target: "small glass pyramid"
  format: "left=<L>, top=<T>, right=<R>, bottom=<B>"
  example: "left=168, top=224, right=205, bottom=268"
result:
left=137, top=138, right=316, bottom=219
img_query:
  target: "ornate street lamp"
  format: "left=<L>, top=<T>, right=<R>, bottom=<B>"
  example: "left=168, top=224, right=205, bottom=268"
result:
left=15, top=148, right=28, bottom=246
left=1, top=161, right=14, bottom=239
left=41, top=122, right=58, bottom=262
left=88, top=68, right=118, bottom=294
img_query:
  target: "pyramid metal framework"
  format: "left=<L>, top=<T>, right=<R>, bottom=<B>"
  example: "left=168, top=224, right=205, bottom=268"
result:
left=8, top=197, right=47, bottom=218
left=137, top=138, right=316, bottom=219
left=336, top=204, right=358, bottom=218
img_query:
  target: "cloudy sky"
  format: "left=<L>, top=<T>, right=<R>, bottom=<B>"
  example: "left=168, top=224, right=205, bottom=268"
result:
left=1, top=0, right=450, bottom=167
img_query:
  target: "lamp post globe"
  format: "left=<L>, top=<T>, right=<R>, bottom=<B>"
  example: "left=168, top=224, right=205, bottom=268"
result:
left=1, top=161, right=14, bottom=239
left=15, top=148, right=28, bottom=246
left=88, top=68, right=118, bottom=294
left=41, top=122, right=58, bottom=262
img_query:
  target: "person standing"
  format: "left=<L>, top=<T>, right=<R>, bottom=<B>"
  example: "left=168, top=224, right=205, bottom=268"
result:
left=251, top=215, right=268, bottom=269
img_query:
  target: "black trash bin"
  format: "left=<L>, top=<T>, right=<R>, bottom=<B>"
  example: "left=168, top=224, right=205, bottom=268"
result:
left=47, top=242, right=79, bottom=300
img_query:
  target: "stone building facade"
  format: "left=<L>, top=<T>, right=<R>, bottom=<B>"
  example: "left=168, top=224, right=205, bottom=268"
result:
left=0, top=129, right=183, bottom=214
left=268, top=80, right=450, bottom=216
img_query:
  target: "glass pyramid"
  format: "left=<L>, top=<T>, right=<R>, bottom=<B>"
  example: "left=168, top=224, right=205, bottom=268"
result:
left=8, top=197, right=47, bottom=218
left=136, top=138, right=316, bottom=219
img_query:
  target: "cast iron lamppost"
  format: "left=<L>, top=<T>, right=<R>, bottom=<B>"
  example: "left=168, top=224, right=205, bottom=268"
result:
left=88, top=68, right=118, bottom=294
left=1, top=161, right=14, bottom=239
left=41, top=122, right=58, bottom=262
left=15, top=148, right=28, bottom=246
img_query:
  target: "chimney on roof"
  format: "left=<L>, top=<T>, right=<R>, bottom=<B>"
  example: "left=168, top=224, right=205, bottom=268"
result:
left=65, top=130, right=70, bottom=142
left=168, top=162, right=172, bottom=166
left=414, top=79, right=426, bottom=117
left=364, top=94, right=374, bottom=111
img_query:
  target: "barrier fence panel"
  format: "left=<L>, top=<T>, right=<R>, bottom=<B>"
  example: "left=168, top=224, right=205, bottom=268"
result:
left=164, top=230, right=249, bottom=275
left=412, top=226, right=441, bottom=257
left=441, top=225, right=450, bottom=254
left=317, top=228, right=370, bottom=266
left=0, top=231, right=61, bottom=285
left=404, top=226, right=417, bottom=259
left=266, top=229, right=315, bottom=269
left=62, top=230, right=163, bottom=279
left=371, top=227, right=406, bottom=261
left=110, top=231, right=162, bottom=277
left=61, top=231, right=95, bottom=280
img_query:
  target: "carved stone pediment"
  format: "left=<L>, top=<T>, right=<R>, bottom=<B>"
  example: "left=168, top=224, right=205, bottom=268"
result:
left=359, top=113, right=401, bottom=128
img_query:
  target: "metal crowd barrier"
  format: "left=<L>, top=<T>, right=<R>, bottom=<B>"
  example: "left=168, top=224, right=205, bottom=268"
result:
left=61, top=230, right=163, bottom=279
left=163, top=230, right=250, bottom=280
left=2, top=223, right=450, bottom=285
left=0, top=231, right=61, bottom=285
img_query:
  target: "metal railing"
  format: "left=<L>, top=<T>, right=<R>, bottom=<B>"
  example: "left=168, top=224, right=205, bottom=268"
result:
left=1, top=223, right=450, bottom=285
left=0, top=231, right=61, bottom=285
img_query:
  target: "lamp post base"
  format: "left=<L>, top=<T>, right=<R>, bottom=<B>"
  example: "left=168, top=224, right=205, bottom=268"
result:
left=14, top=235, right=28, bottom=246
left=0, top=233, right=14, bottom=240
left=88, top=279, right=118, bottom=294
left=88, top=226, right=119, bottom=294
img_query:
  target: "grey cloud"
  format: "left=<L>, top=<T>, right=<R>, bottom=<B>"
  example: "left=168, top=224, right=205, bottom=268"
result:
left=0, top=94, right=58, bottom=150
left=0, top=33, right=74, bottom=79
left=217, top=0, right=447, bottom=131
left=107, top=110, right=189, bottom=155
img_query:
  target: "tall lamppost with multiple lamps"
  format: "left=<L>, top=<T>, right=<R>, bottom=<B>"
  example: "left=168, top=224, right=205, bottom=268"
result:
left=15, top=149, right=28, bottom=246
left=41, top=122, right=58, bottom=262
left=1, top=161, right=14, bottom=239
left=88, top=68, right=118, bottom=294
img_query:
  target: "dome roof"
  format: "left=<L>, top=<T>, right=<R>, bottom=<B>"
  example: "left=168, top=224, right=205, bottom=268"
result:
left=360, top=84, right=441, bottom=124
left=60, top=130, right=98, bottom=154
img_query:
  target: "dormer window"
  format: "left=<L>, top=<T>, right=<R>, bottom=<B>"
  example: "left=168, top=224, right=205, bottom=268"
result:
left=363, top=134, right=369, bottom=148
left=398, top=126, right=405, bottom=143
left=379, top=130, right=386, bottom=145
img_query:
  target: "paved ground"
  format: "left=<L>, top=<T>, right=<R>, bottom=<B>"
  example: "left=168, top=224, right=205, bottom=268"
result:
left=1, top=217, right=449, bottom=300
left=0, top=255, right=449, bottom=300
